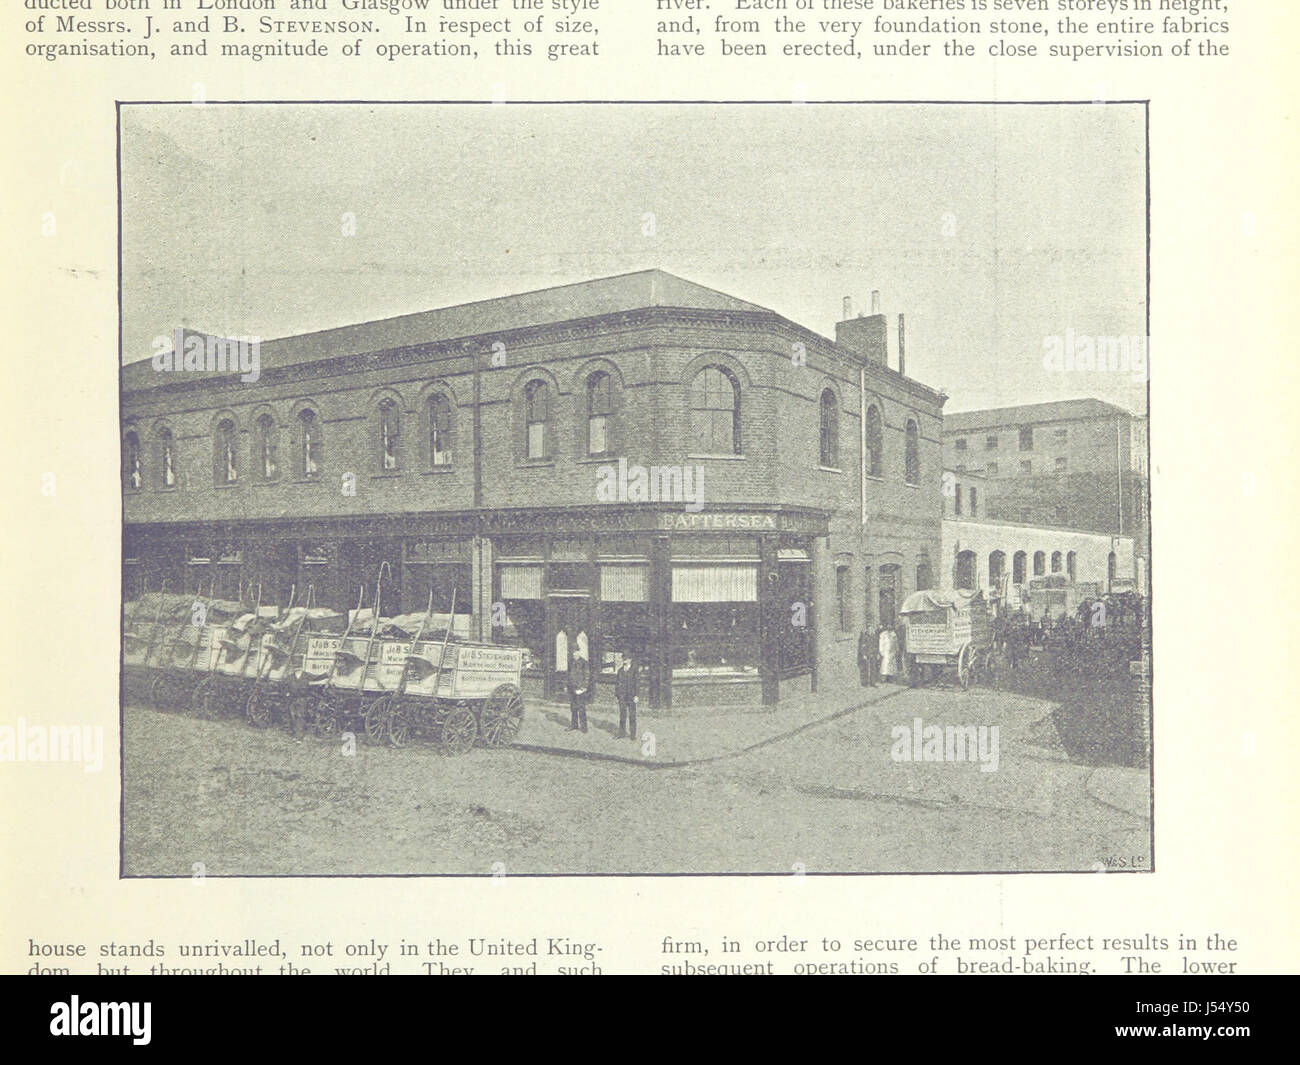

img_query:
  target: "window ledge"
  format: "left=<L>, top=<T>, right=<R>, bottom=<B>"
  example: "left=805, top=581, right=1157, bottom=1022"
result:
left=818, top=465, right=844, bottom=474
left=213, top=482, right=238, bottom=491
left=421, top=466, right=455, bottom=476
left=292, top=477, right=322, bottom=485
left=687, top=453, right=745, bottom=461
left=519, top=458, right=556, bottom=469
left=371, top=470, right=405, bottom=479
left=576, top=454, right=620, bottom=465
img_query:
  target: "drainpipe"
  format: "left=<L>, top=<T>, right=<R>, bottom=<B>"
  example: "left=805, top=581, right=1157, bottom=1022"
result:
left=1116, top=418, right=1123, bottom=536
left=859, top=366, right=868, bottom=527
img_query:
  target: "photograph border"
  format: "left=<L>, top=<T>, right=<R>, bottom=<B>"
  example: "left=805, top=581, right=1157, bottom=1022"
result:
left=116, top=98, right=1154, bottom=880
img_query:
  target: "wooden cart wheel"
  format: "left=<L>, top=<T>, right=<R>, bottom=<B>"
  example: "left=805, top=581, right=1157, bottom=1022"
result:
left=246, top=687, right=273, bottom=729
left=477, top=683, right=525, bottom=748
left=364, top=697, right=392, bottom=746
left=957, top=643, right=975, bottom=690
left=386, top=699, right=412, bottom=749
left=438, top=705, right=477, bottom=756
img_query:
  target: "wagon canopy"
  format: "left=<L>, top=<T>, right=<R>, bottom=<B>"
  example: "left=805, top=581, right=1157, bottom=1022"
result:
left=899, top=588, right=985, bottom=615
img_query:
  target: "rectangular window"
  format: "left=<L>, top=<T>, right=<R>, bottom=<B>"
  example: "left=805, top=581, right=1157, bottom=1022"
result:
left=599, top=564, right=648, bottom=602
left=1054, top=428, right=1069, bottom=443
left=986, top=435, right=998, bottom=450
left=955, top=438, right=967, bottom=452
left=836, top=566, right=851, bottom=633
left=969, top=487, right=978, bottom=515
left=1055, top=456, right=1067, bottom=472
left=671, top=564, right=758, bottom=603
left=1019, top=426, right=1034, bottom=451
left=954, top=485, right=963, bottom=516
left=499, top=565, right=543, bottom=600
left=1020, top=460, right=1032, bottom=475
left=987, top=461, right=998, bottom=477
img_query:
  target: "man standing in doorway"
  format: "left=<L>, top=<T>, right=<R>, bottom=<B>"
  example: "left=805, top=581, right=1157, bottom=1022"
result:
left=567, top=652, right=590, bottom=733
left=858, top=628, right=878, bottom=687
left=615, top=654, right=638, bottom=740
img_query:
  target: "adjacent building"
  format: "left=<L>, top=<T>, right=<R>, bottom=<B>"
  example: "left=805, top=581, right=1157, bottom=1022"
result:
left=942, top=399, right=1149, bottom=592
left=122, top=270, right=946, bottom=708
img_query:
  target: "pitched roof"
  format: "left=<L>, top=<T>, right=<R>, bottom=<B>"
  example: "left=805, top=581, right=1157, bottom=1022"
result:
left=943, top=398, right=1136, bottom=432
left=125, top=269, right=766, bottom=384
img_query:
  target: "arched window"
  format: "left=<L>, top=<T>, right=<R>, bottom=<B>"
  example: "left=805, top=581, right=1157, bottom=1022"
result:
left=587, top=371, right=613, bottom=456
left=378, top=398, right=400, bottom=471
left=1013, top=551, right=1027, bottom=585
left=819, top=389, right=839, bottom=467
left=524, top=379, right=549, bottom=460
left=1033, top=551, right=1046, bottom=577
left=865, top=404, right=882, bottom=477
left=214, top=418, right=238, bottom=485
left=156, top=428, right=177, bottom=489
left=428, top=393, right=452, bottom=466
left=915, top=562, right=933, bottom=592
left=1066, top=551, right=1077, bottom=581
left=904, top=419, right=921, bottom=485
left=1051, top=550, right=1063, bottom=574
left=989, top=551, right=1006, bottom=587
left=255, top=414, right=278, bottom=481
left=956, top=550, right=977, bottom=591
left=123, top=431, right=142, bottom=492
left=297, top=409, right=322, bottom=479
left=689, top=365, right=740, bottom=455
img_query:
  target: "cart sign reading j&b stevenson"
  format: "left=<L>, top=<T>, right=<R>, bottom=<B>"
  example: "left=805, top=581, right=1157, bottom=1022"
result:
left=400, top=643, right=524, bottom=699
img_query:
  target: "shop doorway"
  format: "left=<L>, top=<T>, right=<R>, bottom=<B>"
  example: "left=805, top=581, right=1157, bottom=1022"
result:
left=546, top=594, right=592, bottom=697
left=339, top=540, right=403, bottom=618
left=878, top=564, right=899, bottom=628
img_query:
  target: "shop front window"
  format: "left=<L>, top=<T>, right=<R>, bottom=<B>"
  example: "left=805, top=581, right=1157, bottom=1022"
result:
left=669, top=560, right=759, bottom=677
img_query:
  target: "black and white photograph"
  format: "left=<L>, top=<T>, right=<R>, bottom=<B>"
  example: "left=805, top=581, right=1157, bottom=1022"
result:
left=118, top=101, right=1151, bottom=877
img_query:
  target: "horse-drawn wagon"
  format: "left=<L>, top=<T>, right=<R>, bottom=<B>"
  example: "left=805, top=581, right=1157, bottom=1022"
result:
left=899, top=588, right=994, bottom=689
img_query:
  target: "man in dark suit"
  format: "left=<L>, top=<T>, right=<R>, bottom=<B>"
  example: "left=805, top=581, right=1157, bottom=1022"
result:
left=858, top=629, right=878, bottom=687
left=567, top=653, right=590, bottom=733
left=615, top=655, right=638, bottom=739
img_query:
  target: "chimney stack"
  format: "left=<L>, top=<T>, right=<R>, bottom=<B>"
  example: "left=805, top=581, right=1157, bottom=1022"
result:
left=835, top=292, right=887, bottom=367
left=897, top=313, right=906, bottom=376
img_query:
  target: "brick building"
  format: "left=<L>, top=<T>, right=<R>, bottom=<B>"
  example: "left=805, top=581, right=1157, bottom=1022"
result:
left=942, top=464, right=1136, bottom=595
left=122, top=270, right=945, bottom=707
left=942, top=399, right=1149, bottom=592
